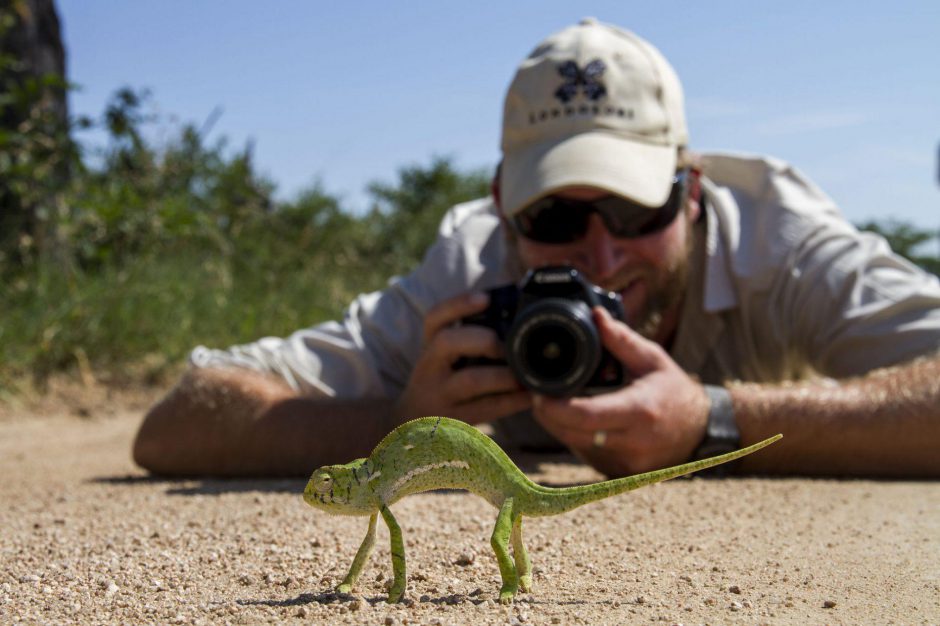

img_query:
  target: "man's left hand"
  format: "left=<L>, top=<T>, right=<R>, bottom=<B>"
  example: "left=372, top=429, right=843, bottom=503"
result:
left=531, top=306, right=711, bottom=476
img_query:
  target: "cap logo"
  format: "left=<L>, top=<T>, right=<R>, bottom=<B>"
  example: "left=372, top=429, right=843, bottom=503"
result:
left=554, top=59, right=607, bottom=103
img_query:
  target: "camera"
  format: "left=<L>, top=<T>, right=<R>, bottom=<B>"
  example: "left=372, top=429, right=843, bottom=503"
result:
left=456, top=266, right=625, bottom=397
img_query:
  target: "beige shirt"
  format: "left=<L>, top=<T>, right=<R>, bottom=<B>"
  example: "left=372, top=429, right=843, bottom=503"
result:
left=192, top=153, right=940, bottom=396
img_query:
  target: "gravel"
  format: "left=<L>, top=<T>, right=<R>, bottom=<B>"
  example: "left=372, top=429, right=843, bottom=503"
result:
left=1, top=392, right=938, bottom=624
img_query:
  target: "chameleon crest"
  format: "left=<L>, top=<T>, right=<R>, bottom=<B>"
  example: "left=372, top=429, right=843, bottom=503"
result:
left=304, top=416, right=780, bottom=604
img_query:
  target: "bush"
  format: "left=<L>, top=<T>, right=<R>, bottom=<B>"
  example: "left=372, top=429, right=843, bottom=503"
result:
left=0, top=81, right=490, bottom=391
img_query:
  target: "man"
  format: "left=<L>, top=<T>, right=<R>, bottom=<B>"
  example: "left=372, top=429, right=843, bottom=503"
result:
left=133, top=18, right=940, bottom=478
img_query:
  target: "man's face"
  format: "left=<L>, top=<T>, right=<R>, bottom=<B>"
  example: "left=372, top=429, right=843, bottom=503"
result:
left=511, top=186, right=697, bottom=341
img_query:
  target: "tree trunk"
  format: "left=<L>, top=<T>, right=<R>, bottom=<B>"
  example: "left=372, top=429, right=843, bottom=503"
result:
left=0, top=0, right=69, bottom=264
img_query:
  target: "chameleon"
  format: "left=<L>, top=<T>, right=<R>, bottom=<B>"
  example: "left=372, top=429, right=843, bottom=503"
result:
left=303, top=416, right=781, bottom=604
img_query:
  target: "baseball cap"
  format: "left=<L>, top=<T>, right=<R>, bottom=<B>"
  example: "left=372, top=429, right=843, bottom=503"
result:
left=499, top=18, right=688, bottom=217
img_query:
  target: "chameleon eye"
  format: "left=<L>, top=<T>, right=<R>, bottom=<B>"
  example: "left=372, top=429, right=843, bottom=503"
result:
left=314, top=473, right=333, bottom=494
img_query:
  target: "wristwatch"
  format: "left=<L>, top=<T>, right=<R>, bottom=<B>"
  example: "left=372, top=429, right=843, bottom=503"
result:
left=692, top=384, right=740, bottom=463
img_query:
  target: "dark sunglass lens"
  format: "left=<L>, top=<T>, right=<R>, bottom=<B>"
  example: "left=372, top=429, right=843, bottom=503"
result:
left=598, top=172, right=687, bottom=237
left=592, top=197, right=650, bottom=237
left=516, top=199, right=589, bottom=243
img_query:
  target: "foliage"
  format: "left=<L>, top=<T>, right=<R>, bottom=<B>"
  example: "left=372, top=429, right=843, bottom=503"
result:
left=0, top=79, right=490, bottom=390
left=856, top=220, right=940, bottom=276
left=366, top=158, right=489, bottom=275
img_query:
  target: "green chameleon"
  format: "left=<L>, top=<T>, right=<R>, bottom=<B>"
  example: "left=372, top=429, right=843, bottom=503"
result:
left=304, top=416, right=781, bottom=604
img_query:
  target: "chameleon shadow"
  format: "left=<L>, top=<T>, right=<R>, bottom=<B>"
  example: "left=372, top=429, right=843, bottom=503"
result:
left=237, top=590, right=397, bottom=608
left=88, top=474, right=306, bottom=496
left=237, top=590, right=599, bottom=608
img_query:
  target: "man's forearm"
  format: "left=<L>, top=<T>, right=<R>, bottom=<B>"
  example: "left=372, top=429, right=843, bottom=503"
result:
left=731, top=355, right=940, bottom=476
left=235, top=396, right=402, bottom=475
left=134, top=367, right=403, bottom=477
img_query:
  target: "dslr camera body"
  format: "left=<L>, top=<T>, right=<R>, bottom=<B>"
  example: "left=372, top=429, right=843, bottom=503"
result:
left=458, top=266, right=625, bottom=397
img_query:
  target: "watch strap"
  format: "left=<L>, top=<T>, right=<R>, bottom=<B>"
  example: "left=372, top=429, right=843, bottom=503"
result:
left=692, top=384, right=740, bottom=466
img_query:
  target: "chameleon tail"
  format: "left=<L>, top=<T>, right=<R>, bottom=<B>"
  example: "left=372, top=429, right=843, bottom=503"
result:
left=529, top=434, right=782, bottom=516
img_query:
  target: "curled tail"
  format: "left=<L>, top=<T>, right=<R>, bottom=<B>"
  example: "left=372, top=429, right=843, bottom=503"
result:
left=525, top=434, right=782, bottom=516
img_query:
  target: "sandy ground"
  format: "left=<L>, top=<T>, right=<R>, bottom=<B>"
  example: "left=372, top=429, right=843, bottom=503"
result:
left=1, top=387, right=938, bottom=625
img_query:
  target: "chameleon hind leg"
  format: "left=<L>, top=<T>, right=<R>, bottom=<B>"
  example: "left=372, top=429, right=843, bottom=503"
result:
left=336, top=512, right=377, bottom=594
left=380, top=505, right=407, bottom=603
left=490, top=497, right=519, bottom=603
left=511, top=514, right=532, bottom=592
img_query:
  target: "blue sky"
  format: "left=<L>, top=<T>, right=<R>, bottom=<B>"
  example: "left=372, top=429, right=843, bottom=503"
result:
left=59, top=1, right=939, bottom=231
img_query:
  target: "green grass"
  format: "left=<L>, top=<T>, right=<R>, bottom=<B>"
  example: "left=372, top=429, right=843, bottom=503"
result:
left=0, top=241, right=390, bottom=392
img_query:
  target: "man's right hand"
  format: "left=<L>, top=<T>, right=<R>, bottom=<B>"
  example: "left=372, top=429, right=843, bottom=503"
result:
left=394, top=292, right=532, bottom=425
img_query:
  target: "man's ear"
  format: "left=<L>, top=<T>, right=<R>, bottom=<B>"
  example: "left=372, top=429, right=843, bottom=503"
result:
left=491, top=167, right=519, bottom=247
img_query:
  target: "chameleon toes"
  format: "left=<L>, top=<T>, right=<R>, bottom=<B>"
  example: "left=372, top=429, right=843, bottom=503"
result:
left=498, top=589, right=516, bottom=604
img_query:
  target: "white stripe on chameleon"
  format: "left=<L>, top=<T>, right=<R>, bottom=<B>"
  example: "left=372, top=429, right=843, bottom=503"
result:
left=403, top=444, right=415, bottom=450
left=368, top=471, right=382, bottom=482
left=387, top=461, right=470, bottom=496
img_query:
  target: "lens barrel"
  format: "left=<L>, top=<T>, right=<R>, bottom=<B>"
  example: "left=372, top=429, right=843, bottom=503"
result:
left=505, top=298, right=601, bottom=396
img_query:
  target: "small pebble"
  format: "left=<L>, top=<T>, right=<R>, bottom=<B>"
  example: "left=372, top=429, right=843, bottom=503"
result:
left=824, top=600, right=837, bottom=609
left=729, top=585, right=742, bottom=594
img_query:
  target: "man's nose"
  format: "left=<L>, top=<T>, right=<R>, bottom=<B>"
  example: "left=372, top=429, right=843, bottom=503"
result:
left=577, top=213, right=625, bottom=282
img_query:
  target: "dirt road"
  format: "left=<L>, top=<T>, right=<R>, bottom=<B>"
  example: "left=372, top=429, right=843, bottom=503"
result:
left=1, top=394, right=938, bottom=624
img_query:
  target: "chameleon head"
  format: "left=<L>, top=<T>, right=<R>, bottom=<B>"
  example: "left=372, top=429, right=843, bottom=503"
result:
left=303, top=462, right=376, bottom=515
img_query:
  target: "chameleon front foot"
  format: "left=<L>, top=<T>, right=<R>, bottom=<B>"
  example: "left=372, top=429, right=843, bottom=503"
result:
left=498, top=581, right=519, bottom=604
left=492, top=498, right=521, bottom=604
left=381, top=505, right=408, bottom=604
left=333, top=512, right=378, bottom=596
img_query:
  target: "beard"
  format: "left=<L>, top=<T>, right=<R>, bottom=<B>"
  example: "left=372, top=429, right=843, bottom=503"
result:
left=627, top=251, right=690, bottom=340
left=612, top=218, right=695, bottom=341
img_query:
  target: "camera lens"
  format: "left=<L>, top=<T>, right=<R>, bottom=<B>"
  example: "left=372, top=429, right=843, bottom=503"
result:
left=522, top=324, right=577, bottom=380
left=506, top=299, right=601, bottom=396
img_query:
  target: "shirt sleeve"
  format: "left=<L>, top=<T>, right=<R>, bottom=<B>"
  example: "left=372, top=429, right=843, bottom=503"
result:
left=751, top=165, right=940, bottom=378
left=702, top=153, right=940, bottom=381
left=773, top=218, right=940, bottom=377
left=190, top=199, right=508, bottom=398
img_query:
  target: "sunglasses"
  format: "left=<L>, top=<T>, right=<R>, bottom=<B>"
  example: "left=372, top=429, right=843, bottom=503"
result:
left=511, top=169, right=690, bottom=244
